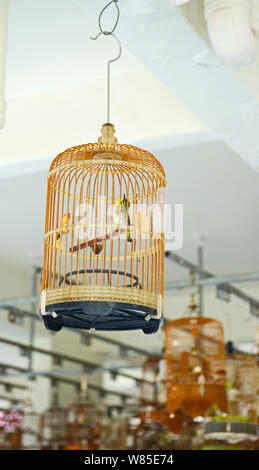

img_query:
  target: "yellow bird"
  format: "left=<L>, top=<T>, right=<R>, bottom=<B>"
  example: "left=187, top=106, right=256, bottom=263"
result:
left=90, top=195, right=131, bottom=255
left=56, top=213, right=70, bottom=250
left=113, top=194, right=131, bottom=242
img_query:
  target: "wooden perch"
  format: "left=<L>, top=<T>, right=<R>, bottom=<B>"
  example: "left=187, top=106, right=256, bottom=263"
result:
left=69, top=228, right=123, bottom=253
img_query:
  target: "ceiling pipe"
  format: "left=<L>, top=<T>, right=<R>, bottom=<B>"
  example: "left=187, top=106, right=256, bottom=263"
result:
left=204, top=0, right=259, bottom=66
left=0, top=0, right=8, bottom=129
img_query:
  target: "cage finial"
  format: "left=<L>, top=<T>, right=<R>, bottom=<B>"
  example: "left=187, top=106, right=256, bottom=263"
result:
left=98, top=122, right=118, bottom=145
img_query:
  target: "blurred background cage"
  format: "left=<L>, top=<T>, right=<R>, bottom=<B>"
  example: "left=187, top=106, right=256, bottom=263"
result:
left=202, top=353, right=259, bottom=449
left=22, top=411, right=40, bottom=450
left=65, top=398, right=103, bottom=450
left=140, top=357, right=194, bottom=435
left=140, top=357, right=166, bottom=415
left=22, top=399, right=40, bottom=450
left=38, top=392, right=66, bottom=450
left=226, top=353, right=258, bottom=423
left=139, top=357, right=170, bottom=433
left=41, top=124, right=166, bottom=334
left=102, top=408, right=129, bottom=450
left=165, top=312, right=227, bottom=418
left=134, top=416, right=175, bottom=450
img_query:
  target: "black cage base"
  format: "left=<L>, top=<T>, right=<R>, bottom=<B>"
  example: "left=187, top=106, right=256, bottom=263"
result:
left=204, top=421, right=259, bottom=440
left=40, top=300, right=161, bottom=335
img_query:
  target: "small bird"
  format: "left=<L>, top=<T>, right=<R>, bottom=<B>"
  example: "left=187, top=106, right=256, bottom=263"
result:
left=60, top=213, right=70, bottom=234
left=113, top=194, right=131, bottom=242
left=56, top=213, right=70, bottom=250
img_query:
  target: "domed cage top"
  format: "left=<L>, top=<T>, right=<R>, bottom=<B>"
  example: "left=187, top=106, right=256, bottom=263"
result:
left=226, top=354, right=258, bottom=424
left=40, top=127, right=166, bottom=334
left=165, top=316, right=227, bottom=418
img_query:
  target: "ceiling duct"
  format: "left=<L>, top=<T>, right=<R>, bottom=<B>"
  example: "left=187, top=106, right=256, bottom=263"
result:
left=204, top=0, right=259, bottom=66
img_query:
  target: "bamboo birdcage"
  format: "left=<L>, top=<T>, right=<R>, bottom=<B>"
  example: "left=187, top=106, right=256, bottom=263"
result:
left=226, top=354, right=258, bottom=423
left=165, top=310, right=227, bottom=418
left=22, top=411, right=40, bottom=450
left=141, top=357, right=166, bottom=407
left=22, top=399, right=40, bottom=450
left=40, top=124, right=166, bottom=333
left=201, top=354, right=259, bottom=446
left=65, top=401, right=103, bottom=450
left=39, top=392, right=66, bottom=450
left=39, top=406, right=66, bottom=450
left=64, top=376, right=104, bottom=450
left=140, top=357, right=168, bottom=423
left=140, top=357, right=192, bottom=434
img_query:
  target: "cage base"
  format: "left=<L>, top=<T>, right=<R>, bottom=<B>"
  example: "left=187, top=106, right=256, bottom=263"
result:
left=204, top=421, right=259, bottom=442
left=40, top=301, right=161, bottom=334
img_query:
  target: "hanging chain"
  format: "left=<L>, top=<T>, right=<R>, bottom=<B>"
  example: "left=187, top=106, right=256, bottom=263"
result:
left=90, top=0, right=121, bottom=124
left=184, top=270, right=199, bottom=316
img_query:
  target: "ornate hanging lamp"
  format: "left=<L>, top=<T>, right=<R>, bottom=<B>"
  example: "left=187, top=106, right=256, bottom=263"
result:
left=165, top=291, right=227, bottom=418
left=40, top=0, right=166, bottom=334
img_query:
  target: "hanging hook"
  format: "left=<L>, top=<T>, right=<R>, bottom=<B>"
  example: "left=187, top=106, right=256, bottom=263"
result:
left=90, top=32, right=121, bottom=123
left=90, top=0, right=119, bottom=38
left=90, top=1, right=121, bottom=124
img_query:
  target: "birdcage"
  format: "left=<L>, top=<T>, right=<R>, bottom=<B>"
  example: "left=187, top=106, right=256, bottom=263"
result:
left=101, top=408, right=129, bottom=450
left=40, top=124, right=166, bottom=334
left=140, top=357, right=168, bottom=424
left=226, top=354, right=258, bottom=423
left=22, top=411, right=40, bottom=450
left=141, top=357, right=166, bottom=407
left=134, top=419, right=175, bottom=450
left=257, top=359, right=259, bottom=425
left=165, top=313, right=227, bottom=418
left=140, top=357, right=195, bottom=435
left=65, top=400, right=103, bottom=450
left=39, top=403, right=66, bottom=450
left=197, top=351, right=259, bottom=447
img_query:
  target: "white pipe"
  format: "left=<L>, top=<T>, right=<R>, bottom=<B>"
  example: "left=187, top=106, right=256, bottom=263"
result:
left=204, top=0, right=259, bottom=66
left=0, top=0, right=8, bottom=129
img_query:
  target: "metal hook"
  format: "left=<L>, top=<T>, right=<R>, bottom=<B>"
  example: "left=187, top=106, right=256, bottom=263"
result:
left=90, top=0, right=119, bottom=38
left=90, top=23, right=121, bottom=123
